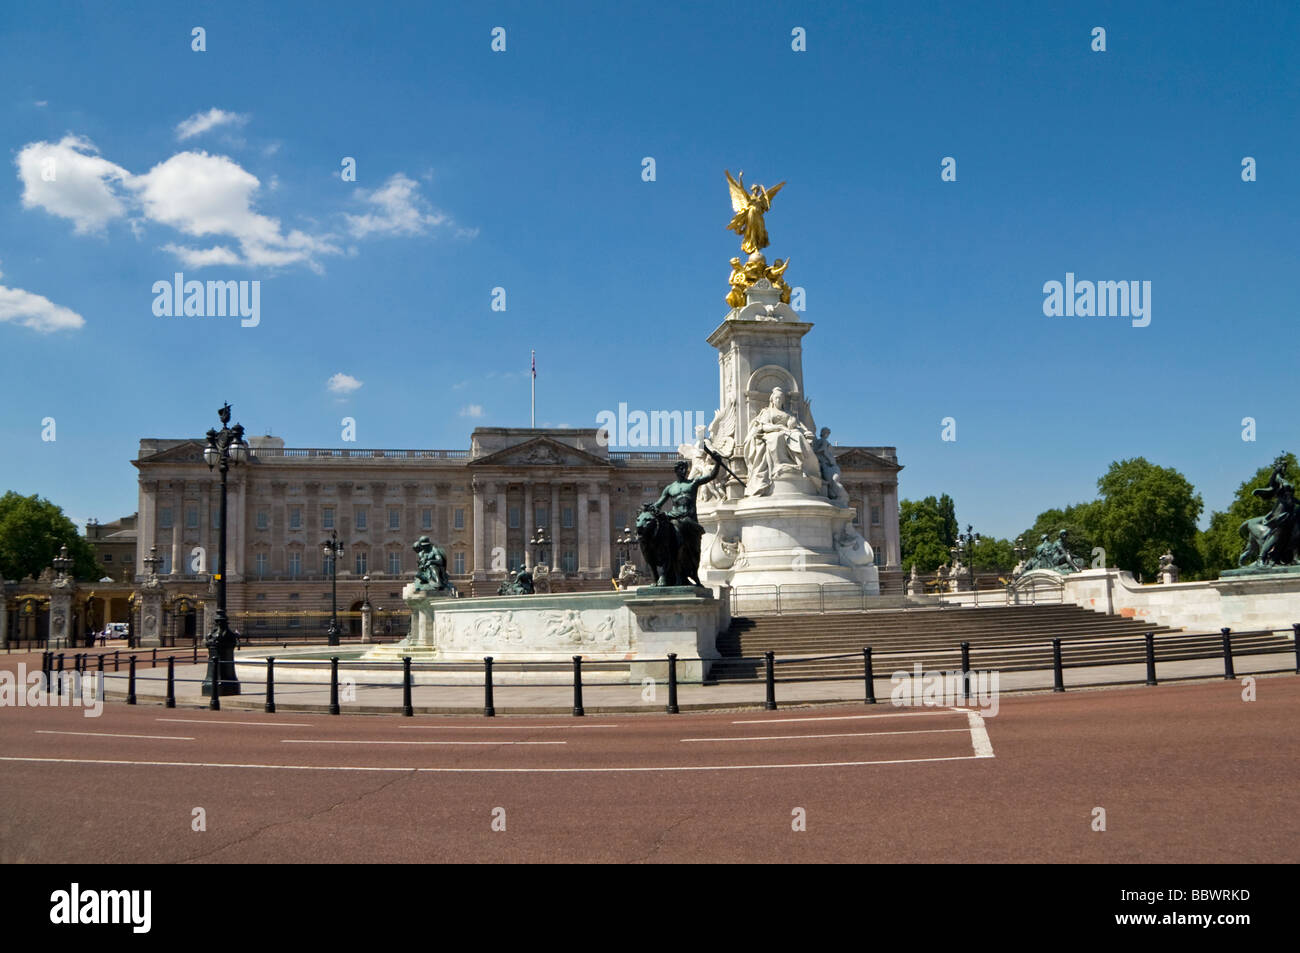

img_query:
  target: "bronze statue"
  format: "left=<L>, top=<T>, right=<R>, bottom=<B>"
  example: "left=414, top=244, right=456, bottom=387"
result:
left=413, top=536, right=457, bottom=594
left=1021, top=530, right=1083, bottom=574
left=496, top=565, right=535, bottom=596
left=725, top=170, right=785, bottom=254
left=638, top=452, right=722, bottom=587
left=1238, top=456, right=1299, bottom=568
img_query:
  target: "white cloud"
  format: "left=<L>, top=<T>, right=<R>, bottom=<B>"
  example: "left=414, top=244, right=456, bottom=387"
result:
left=0, top=282, right=85, bottom=332
left=129, top=151, right=340, bottom=269
left=15, top=135, right=132, bottom=234
left=345, top=173, right=448, bottom=238
left=327, top=372, right=363, bottom=395
left=459, top=404, right=485, bottom=418
left=175, top=108, right=248, bottom=141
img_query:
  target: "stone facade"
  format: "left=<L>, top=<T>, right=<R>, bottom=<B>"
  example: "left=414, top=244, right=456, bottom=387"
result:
left=132, top=426, right=901, bottom=611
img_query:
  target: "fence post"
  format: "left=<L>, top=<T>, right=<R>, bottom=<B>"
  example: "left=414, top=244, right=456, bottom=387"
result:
left=1221, top=627, right=1235, bottom=680
left=152, top=647, right=158, bottom=669
left=960, top=641, right=971, bottom=701
left=666, top=653, right=679, bottom=714
left=1144, top=632, right=1157, bottom=686
left=127, top=655, right=137, bottom=705
left=207, top=653, right=221, bottom=711
left=114, top=649, right=120, bottom=672
left=1294, top=623, right=1299, bottom=675
left=764, top=651, right=777, bottom=711
left=401, top=656, right=413, bottom=717
left=265, top=657, right=276, bottom=714
left=97, top=652, right=104, bottom=676
left=329, top=657, right=340, bottom=715
left=483, top=657, right=495, bottom=718
left=572, top=656, right=585, bottom=717
left=1052, top=639, right=1064, bottom=693
left=863, top=647, right=877, bottom=704
left=165, top=655, right=176, bottom=708
left=192, top=641, right=198, bottom=664
left=41, top=652, right=51, bottom=692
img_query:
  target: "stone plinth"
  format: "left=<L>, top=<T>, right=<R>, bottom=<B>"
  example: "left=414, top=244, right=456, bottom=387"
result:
left=49, top=585, right=72, bottom=648
left=137, top=587, right=163, bottom=647
left=363, top=584, right=724, bottom=682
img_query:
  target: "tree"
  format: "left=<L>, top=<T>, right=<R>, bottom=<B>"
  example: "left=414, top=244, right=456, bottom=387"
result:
left=0, top=492, right=98, bottom=581
left=899, top=494, right=958, bottom=572
left=970, top=536, right=1015, bottom=572
left=1197, top=452, right=1299, bottom=577
left=1092, top=458, right=1203, bottom=580
left=1020, top=502, right=1101, bottom=568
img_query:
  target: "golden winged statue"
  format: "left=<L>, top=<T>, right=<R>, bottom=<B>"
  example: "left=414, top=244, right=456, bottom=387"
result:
left=725, top=170, right=785, bottom=254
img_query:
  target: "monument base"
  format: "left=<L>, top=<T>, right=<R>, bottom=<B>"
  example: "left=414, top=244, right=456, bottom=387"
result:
left=362, top=583, right=724, bottom=682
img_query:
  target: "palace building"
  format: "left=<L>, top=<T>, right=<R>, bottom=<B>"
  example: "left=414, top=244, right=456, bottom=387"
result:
left=132, top=426, right=902, bottom=615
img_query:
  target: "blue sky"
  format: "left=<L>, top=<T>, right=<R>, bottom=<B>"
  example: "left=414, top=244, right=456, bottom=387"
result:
left=2, top=0, right=1297, bottom=540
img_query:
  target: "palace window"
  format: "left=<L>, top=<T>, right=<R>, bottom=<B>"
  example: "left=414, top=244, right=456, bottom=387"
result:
left=161, top=553, right=172, bottom=574
left=288, top=552, right=302, bottom=578
left=453, top=551, right=466, bottom=574
left=211, top=509, right=222, bottom=529
left=561, top=550, right=577, bottom=573
left=388, top=551, right=402, bottom=575
left=421, top=508, right=432, bottom=530
left=508, top=505, right=520, bottom=529
left=256, top=509, right=269, bottom=530
left=454, top=508, right=465, bottom=530
left=159, top=507, right=173, bottom=529
left=255, top=553, right=268, bottom=578
left=873, top=547, right=883, bottom=567
left=290, top=507, right=302, bottom=529
left=534, top=505, right=548, bottom=528
left=354, top=507, right=367, bottom=530
left=186, top=506, right=198, bottom=529
left=388, top=507, right=400, bottom=530
left=508, top=550, right=524, bottom=571
left=355, top=551, right=368, bottom=575
left=871, top=506, right=881, bottom=525
left=323, top=555, right=335, bottom=576
left=562, top=507, right=574, bottom=529
left=322, top=507, right=335, bottom=529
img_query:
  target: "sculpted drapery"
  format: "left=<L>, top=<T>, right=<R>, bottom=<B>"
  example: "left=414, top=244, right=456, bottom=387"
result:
left=743, top=388, right=822, bottom=497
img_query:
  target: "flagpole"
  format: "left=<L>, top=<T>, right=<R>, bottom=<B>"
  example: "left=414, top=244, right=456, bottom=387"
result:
left=531, top=350, right=536, bottom=428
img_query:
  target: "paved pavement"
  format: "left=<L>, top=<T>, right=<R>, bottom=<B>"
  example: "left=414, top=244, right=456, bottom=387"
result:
left=1, top=675, right=1297, bottom=863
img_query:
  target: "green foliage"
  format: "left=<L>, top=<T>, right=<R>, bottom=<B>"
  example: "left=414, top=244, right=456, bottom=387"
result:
left=1196, top=453, right=1299, bottom=577
left=0, top=491, right=98, bottom=581
left=1092, top=458, right=1203, bottom=580
left=1020, top=502, right=1101, bottom=568
left=970, top=536, right=1015, bottom=571
left=899, top=494, right=958, bottom=572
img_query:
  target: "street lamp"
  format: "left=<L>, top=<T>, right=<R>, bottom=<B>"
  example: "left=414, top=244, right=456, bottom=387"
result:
left=616, top=525, right=636, bottom=565
left=530, top=526, right=551, bottom=567
left=956, top=524, right=980, bottom=591
left=201, top=403, right=249, bottom=700
left=322, top=529, right=345, bottom=646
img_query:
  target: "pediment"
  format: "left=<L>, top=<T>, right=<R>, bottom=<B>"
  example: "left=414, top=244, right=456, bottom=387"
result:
left=136, top=440, right=208, bottom=465
left=832, top=447, right=900, bottom=471
left=470, top=437, right=612, bottom=469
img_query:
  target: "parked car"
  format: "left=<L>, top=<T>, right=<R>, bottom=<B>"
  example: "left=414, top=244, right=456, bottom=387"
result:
left=102, top=622, right=130, bottom=641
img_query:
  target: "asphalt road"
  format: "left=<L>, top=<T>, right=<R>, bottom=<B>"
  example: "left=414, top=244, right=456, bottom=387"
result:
left=1, top=667, right=1297, bottom=863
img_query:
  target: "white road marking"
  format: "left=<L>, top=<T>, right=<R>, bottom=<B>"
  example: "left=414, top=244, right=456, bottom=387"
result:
left=681, top=729, right=970, bottom=743
left=732, top=710, right=965, bottom=725
left=0, top=754, right=993, bottom=774
left=35, top=730, right=194, bottom=741
left=157, top=718, right=312, bottom=727
left=279, top=739, right=567, bottom=746
left=964, top=711, right=995, bottom=758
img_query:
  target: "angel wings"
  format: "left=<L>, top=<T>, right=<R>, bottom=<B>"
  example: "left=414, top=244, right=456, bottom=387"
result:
left=725, top=170, right=785, bottom=254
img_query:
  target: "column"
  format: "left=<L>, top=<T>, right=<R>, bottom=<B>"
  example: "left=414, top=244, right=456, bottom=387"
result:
left=495, top=485, right=508, bottom=570
left=598, top=483, right=611, bottom=578
left=138, top=481, right=157, bottom=578
left=139, top=586, right=164, bottom=647
left=577, top=484, right=590, bottom=574
left=472, top=482, right=487, bottom=574
left=49, top=585, right=73, bottom=648
left=199, top=482, right=212, bottom=575
left=549, top=484, right=560, bottom=569
left=170, top=483, right=183, bottom=574
left=884, top=483, right=901, bottom=568
left=522, top=483, right=535, bottom=568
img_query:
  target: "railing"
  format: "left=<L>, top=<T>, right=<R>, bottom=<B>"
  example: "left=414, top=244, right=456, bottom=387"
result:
left=253, top=448, right=469, bottom=459
left=608, top=451, right=681, bottom=462
left=1005, top=572, right=1066, bottom=606
left=26, top=623, right=1300, bottom=715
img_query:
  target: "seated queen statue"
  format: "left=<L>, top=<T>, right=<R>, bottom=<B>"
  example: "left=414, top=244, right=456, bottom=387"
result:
left=743, top=387, right=823, bottom=497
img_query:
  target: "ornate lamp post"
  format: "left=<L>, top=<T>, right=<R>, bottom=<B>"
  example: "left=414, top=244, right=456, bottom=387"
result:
left=956, top=524, right=980, bottom=591
left=322, top=529, right=345, bottom=646
left=616, top=526, right=636, bottom=566
left=201, top=403, right=249, bottom=699
left=530, top=526, right=551, bottom=567
left=52, top=544, right=73, bottom=581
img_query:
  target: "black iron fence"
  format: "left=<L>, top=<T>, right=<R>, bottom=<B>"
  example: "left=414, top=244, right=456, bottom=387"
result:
left=30, top=622, right=1299, bottom=715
